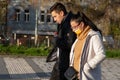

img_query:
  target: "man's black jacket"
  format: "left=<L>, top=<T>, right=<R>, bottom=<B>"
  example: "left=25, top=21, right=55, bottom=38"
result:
left=56, top=11, right=76, bottom=74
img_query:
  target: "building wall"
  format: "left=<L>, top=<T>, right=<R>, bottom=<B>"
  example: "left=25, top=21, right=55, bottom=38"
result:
left=7, top=0, right=57, bottom=46
left=7, top=0, right=57, bottom=34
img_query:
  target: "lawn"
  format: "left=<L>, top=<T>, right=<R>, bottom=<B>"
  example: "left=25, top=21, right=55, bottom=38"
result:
left=0, top=44, right=119, bottom=58
left=106, top=49, right=120, bottom=58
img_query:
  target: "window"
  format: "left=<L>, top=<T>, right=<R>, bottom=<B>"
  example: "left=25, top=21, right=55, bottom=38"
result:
left=24, top=9, right=30, bottom=22
left=47, top=14, right=51, bottom=22
left=46, top=10, right=51, bottom=23
left=39, top=10, right=54, bottom=23
left=40, top=10, right=45, bottom=22
left=15, top=9, right=20, bottom=22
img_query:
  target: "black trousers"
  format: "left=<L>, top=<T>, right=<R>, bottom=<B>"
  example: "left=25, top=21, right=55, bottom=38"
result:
left=50, top=61, right=68, bottom=80
left=50, top=61, right=59, bottom=80
left=50, top=49, right=70, bottom=80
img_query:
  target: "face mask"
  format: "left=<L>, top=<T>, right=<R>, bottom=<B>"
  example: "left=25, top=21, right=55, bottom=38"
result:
left=74, top=28, right=82, bottom=35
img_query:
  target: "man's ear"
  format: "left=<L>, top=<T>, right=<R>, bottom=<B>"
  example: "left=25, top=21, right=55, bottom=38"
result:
left=59, top=11, right=64, bottom=16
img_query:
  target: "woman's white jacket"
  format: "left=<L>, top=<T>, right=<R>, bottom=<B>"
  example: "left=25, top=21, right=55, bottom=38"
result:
left=69, top=30, right=106, bottom=80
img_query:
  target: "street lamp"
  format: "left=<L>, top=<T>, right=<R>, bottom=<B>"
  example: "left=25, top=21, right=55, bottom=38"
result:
left=34, top=0, right=40, bottom=47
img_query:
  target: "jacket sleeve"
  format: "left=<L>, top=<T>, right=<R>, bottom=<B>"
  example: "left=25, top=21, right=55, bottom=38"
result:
left=88, top=34, right=106, bottom=69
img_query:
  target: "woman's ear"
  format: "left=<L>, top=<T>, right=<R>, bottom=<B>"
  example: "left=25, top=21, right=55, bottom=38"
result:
left=80, top=22, right=85, bottom=30
left=81, top=22, right=84, bottom=28
left=81, top=22, right=84, bottom=27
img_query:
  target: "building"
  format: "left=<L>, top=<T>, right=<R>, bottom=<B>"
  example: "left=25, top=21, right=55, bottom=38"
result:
left=6, top=0, right=57, bottom=47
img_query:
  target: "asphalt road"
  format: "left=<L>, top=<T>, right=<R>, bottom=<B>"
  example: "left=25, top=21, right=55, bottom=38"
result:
left=0, top=56, right=119, bottom=80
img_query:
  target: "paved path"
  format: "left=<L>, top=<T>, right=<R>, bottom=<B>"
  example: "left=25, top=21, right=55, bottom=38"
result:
left=0, top=56, right=119, bottom=80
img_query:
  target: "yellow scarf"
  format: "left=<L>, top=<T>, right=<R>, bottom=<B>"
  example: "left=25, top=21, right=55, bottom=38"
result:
left=73, top=26, right=91, bottom=72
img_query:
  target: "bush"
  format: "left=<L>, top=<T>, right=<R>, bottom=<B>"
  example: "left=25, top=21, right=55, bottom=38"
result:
left=0, top=44, right=51, bottom=56
left=106, top=49, right=120, bottom=58
left=0, top=44, right=120, bottom=58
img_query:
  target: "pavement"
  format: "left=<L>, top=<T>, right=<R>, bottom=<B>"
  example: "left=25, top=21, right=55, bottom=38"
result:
left=0, top=56, right=119, bottom=80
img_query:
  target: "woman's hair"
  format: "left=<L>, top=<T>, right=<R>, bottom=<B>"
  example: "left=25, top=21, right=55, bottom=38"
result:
left=49, top=2, right=67, bottom=15
left=71, top=12, right=102, bottom=35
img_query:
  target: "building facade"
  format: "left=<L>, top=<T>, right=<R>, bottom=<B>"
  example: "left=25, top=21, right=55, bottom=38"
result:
left=6, top=0, right=57, bottom=47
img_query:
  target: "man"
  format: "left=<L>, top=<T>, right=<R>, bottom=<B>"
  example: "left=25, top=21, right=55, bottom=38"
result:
left=49, top=2, right=76, bottom=80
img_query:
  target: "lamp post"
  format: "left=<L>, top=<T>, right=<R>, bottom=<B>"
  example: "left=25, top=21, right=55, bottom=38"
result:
left=34, top=0, right=40, bottom=47
left=35, top=8, right=38, bottom=46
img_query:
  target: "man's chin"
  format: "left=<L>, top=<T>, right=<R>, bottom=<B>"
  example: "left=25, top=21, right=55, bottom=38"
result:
left=58, top=22, right=61, bottom=24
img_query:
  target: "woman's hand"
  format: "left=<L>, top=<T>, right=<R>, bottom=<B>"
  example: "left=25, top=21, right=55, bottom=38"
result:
left=84, top=63, right=91, bottom=72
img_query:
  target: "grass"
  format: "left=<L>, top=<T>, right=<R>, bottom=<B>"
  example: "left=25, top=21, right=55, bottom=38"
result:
left=106, top=49, right=120, bottom=58
left=0, top=44, right=120, bottom=58
left=0, top=44, right=51, bottom=56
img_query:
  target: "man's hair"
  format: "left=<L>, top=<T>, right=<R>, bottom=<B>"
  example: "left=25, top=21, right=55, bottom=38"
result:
left=50, top=2, right=67, bottom=15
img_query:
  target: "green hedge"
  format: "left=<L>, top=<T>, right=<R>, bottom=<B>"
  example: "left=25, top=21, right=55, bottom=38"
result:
left=0, top=44, right=120, bottom=58
left=106, top=49, right=120, bottom=58
left=0, top=44, right=51, bottom=56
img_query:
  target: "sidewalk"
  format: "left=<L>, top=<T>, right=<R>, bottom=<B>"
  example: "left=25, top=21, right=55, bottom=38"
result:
left=0, top=56, right=119, bottom=80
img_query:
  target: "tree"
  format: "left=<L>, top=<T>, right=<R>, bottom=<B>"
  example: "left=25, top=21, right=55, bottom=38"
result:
left=0, top=0, right=8, bottom=35
left=0, top=0, right=8, bottom=25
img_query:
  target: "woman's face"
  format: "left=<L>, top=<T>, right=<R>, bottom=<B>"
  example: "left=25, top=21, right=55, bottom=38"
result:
left=70, top=21, right=84, bottom=31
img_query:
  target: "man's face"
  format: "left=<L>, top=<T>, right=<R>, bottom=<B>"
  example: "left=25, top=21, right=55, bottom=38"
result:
left=51, top=10, right=64, bottom=24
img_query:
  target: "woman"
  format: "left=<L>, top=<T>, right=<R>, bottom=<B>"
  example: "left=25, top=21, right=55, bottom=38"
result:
left=69, top=12, right=106, bottom=80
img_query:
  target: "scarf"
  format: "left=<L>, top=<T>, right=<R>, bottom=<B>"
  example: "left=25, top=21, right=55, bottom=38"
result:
left=73, top=26, right=91, bottom=72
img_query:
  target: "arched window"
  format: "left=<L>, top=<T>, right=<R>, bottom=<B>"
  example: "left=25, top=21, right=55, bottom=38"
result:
left=39, top=9, right=54, bottom=23
left=47, top=10, right=52, bottom=23
left=15, top=9, right=20, bottom=22
left=40, top=10, right=45, bottom=22
left=24, top=9, right=30, bottom=22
